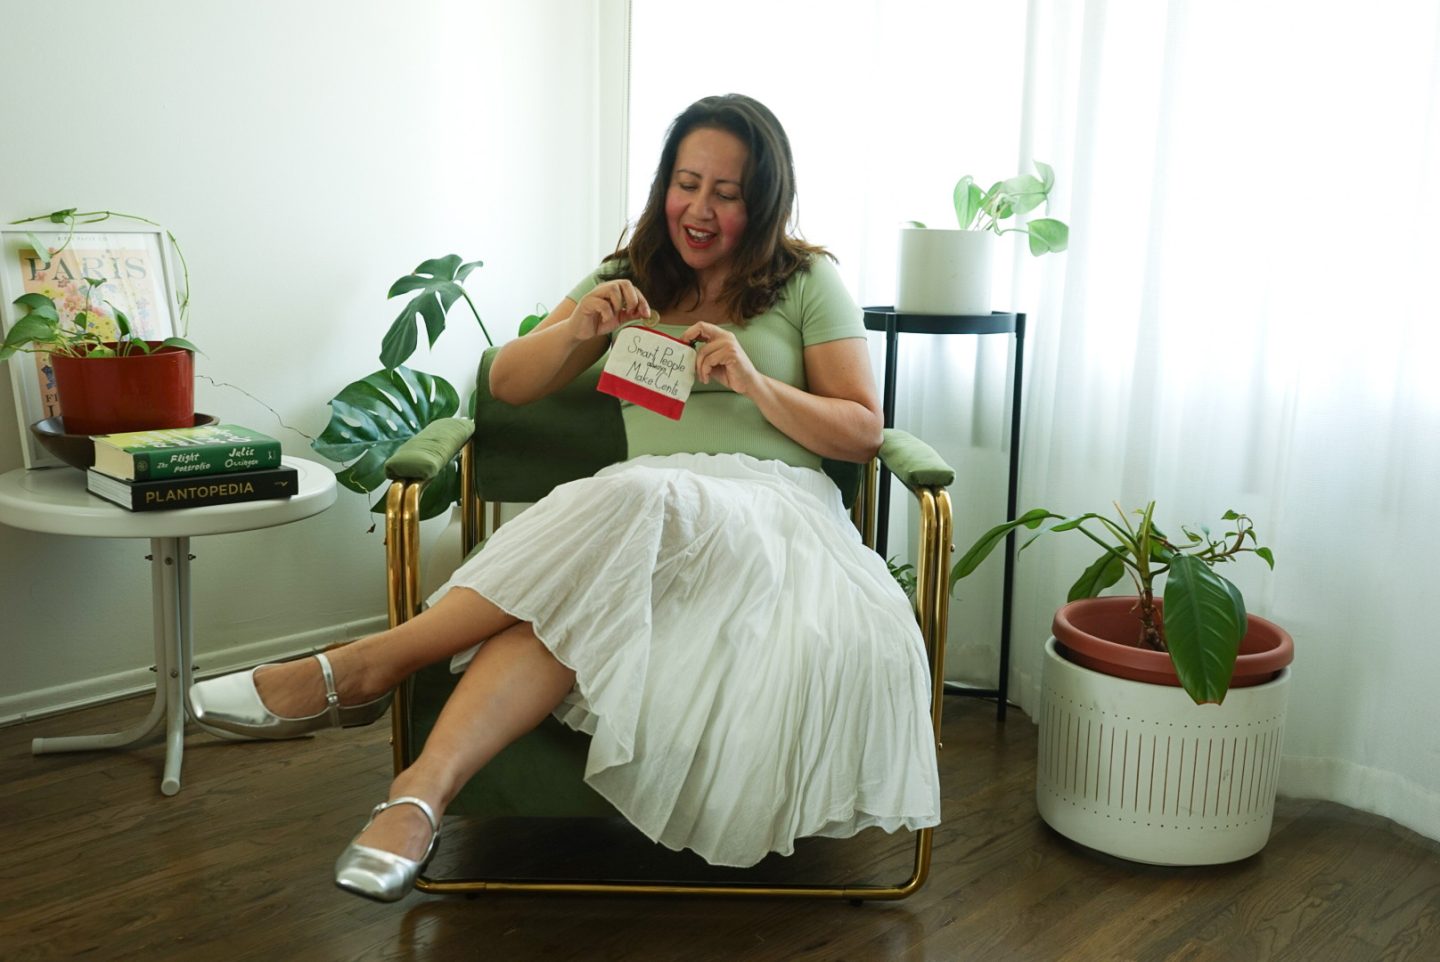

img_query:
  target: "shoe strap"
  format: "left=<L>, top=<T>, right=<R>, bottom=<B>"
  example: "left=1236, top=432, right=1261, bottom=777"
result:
left=314, top=651, right=341, bottom=727
left=369, top=796, right=441, bottom=863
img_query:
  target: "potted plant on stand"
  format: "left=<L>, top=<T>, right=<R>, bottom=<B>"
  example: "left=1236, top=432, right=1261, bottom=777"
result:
left=896, top=162, right=1069, bottom=315
left=952, top=502, right=1294, bottom=865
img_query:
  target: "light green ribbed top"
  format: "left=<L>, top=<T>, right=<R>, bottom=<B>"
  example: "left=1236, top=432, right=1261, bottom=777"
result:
left=567, top=256, right=865, bottom=471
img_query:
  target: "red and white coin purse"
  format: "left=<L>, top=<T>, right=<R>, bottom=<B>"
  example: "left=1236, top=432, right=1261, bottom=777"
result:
left=597, top=325, right=697, bottom=421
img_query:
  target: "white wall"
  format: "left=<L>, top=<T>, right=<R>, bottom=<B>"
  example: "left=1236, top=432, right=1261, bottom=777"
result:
left=0, top=0, right=630, bottom=720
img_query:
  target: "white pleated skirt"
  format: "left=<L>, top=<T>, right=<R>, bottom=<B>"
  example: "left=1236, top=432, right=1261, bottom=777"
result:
left=433, top=452, right=940, bottom=867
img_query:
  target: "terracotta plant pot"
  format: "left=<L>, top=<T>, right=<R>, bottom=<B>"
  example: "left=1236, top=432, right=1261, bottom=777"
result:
left=1052, top=596, right=1294, bottom=689
left=51, top=342, right=195, bottom=436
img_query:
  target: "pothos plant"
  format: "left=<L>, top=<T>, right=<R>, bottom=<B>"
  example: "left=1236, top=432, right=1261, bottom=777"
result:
left=911, top=162, right=1070, bottom=256
left=2, top=281, right=196, bottom=362
left=311, top=255, right=544, bottom=521
left=2, top=208, right=197, bottom=360
left=950, top=502, right=1275, bottom=704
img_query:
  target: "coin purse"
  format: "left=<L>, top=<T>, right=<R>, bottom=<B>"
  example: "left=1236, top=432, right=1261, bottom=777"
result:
left=596, top=326, right=697, bottom=421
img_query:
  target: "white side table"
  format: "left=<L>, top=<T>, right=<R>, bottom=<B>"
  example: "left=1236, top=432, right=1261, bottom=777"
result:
left=0, top=456, right=337, bottom=795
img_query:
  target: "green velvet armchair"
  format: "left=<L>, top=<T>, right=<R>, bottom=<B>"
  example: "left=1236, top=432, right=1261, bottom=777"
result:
left=380, top=346, right=955, bottom=900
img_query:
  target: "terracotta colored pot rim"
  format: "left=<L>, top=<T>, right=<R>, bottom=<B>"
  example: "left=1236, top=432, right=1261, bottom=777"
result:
left=1052, top=596, right=1295, bottom=689
left=72, top=341, right=191, bottom=358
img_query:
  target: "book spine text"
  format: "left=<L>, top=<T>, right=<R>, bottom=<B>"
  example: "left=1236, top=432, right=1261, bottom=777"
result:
left=134, top=443, right=282, bottom=480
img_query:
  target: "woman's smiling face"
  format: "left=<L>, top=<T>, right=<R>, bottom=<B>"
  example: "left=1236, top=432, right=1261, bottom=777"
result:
left=665, top=127, right=749, bottom=285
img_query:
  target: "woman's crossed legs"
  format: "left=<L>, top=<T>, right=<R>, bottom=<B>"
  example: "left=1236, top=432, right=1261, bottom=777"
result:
left=255, top=588, right=575, bottom=861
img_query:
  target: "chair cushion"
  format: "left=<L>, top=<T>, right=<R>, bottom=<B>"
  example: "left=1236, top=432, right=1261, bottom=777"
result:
left=879, top=430, right=955, bottom=488
left=384, top=418, right=474, bottom=481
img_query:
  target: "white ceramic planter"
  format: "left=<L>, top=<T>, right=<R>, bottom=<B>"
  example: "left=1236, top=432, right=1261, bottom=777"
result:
left=1035, top=638, right=1290, bottom=865
left=895, top=227, right=996, bottom=315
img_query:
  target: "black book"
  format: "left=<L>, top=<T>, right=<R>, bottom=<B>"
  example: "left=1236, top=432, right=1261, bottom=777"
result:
left=86, top=465, right=299, bottom=512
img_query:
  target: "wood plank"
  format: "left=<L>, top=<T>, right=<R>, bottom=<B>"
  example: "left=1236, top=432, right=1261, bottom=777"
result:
left=1, top=694, right=1437, bottom=962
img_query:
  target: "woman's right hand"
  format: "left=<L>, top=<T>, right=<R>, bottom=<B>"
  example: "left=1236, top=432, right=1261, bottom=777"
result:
left=566, top=279, right=652, bottom=341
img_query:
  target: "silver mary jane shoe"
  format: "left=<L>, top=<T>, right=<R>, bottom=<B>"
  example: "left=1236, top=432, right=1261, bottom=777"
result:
left=189, top=650, right=391, bottom=739
left=334, top=796, right=441, bottom=903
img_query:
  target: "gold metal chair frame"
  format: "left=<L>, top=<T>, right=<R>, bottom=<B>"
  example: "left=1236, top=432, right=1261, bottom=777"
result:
left=384, top=444, right=952, bottom=900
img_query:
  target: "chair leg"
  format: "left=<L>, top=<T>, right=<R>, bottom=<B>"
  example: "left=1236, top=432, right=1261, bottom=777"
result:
left=386, top=478, right=426, bottom=777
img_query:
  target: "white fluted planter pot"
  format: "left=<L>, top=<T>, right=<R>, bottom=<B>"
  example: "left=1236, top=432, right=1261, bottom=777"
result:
left=1036, top=638, right=1291, bottom=865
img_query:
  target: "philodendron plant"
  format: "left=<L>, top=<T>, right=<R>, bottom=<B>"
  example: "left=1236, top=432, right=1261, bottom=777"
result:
left=912, top=162, right=1069, bottom=256
left=951, top=502, right=1274, bottom=704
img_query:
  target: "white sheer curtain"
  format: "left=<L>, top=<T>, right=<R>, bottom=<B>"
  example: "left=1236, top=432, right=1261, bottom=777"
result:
left=627, top=0, right=1440, bottom=842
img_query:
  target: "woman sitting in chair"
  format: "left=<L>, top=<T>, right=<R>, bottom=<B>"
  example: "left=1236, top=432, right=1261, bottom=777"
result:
left=191, top=93, right=941, bottom=903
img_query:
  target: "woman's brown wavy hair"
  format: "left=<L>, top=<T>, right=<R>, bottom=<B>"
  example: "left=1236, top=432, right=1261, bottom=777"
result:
left=602, top=93, right=829, bottom=322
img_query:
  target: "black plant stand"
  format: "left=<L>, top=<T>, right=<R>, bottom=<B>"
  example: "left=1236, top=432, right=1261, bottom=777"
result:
left=863, top=308, right=1026, bottom=721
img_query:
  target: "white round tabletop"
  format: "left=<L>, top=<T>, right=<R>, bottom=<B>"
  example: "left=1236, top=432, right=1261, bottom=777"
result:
left=0, top=456, right=337, bottom=539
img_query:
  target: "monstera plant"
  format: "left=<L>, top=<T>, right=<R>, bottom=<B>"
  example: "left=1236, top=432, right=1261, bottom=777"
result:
left=312, top=255, right=533, bottom=520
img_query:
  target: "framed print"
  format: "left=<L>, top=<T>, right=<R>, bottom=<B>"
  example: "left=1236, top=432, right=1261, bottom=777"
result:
left=0, top=223, right=184, bottom=468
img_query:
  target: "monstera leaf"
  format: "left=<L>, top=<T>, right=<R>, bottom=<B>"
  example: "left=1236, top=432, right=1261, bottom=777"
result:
left=312, top=366, right=460, bottom=520
left=379, top=255, right=488, bottom=370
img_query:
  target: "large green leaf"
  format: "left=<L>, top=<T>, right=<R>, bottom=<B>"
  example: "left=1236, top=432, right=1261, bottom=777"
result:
left=1049, top=511, right=1108, bottom=533
left=1067, top=550, right=1127, bottom=601
left=0, top=314, right=60, bottom=358
left=311, top=366, right=461, bottom=520
left=1027, top=218, right=1069, bottom=254
left=12, top=292, right=60, bottom=320
left=379, top=255, right=486, bottom=369
left=24, top=233, right=53, bottom=269
left=952, top=176, right=983, bottom=229
left=1034, top=160, right=1055, bottom=192
left=998, top=174, right=1048, bottom=216
left=950, top=508, right=1060, bottom=590
left=1163, top=554, right=1247, bottom=704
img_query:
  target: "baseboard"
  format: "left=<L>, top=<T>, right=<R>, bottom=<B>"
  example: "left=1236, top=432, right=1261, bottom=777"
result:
left=0, top=615, right=389, bottom=727
left=1280, top=754, right=1440, bottom=845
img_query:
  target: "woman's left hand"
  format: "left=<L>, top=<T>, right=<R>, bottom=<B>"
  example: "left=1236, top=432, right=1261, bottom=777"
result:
left=682, top=322, right=764, bottom=396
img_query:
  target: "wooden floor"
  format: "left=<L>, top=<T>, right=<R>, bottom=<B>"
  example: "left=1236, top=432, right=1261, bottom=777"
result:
left=3, top=693, right=1437, bottom=962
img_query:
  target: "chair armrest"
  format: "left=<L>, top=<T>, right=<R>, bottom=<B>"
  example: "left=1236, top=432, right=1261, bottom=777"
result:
left=384, top=418, right=475, bottom=483
left=878, top=428, right=955, bottom=490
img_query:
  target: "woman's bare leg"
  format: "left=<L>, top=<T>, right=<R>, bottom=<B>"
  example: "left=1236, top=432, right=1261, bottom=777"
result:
left=345, top=621, right=577, bottom=859
left=252, top=587, right=518, bottom=718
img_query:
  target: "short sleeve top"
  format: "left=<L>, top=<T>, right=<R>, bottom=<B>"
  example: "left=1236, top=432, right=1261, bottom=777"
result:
left=566, top=255, right=865, bottom=471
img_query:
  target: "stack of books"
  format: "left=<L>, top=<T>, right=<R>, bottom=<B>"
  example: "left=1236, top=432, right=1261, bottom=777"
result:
left=85, top=424, right=296, bottom=512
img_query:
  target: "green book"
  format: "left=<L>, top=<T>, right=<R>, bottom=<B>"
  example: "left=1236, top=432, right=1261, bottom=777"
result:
left=91, top=423, right=282, bottom=481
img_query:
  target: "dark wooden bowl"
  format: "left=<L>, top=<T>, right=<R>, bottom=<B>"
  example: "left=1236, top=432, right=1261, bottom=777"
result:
left=30, top=413, right=221, bottom=470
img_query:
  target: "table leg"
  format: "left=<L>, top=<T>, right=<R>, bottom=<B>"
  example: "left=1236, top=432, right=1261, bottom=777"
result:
left=31, top=536, right=195, bottom=797
left=158, top=536, right=189, bottom=795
